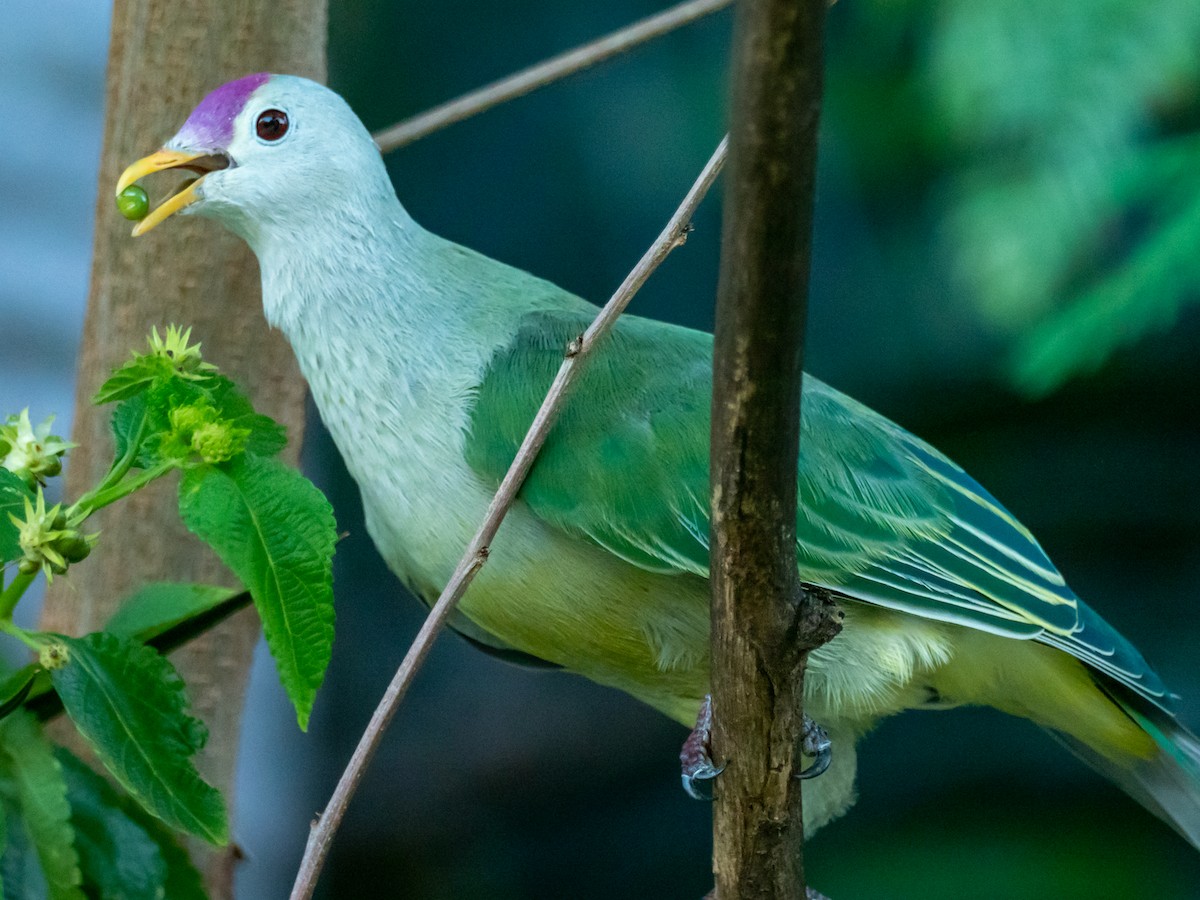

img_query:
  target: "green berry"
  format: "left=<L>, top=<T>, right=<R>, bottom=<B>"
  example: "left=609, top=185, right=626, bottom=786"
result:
left=117, top=184, right=150, bottom=221
left=56, top=533, right=93, bottom=564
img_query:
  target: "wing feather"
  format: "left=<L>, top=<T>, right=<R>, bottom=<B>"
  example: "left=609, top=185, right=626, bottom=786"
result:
left=464, top=309, right=1172, bottom=711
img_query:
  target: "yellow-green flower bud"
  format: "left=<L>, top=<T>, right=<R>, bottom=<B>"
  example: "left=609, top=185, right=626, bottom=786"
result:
left=191, top=421, right=250, bottom=463
left=147, top=325, right=216, bottom=378
left=169, top=401, right=218, bottom=437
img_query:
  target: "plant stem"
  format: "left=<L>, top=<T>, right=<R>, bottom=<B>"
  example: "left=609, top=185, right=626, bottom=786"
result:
left=288, top=134, right=729, bottom=900
left=0, top=617, right=45, bottom=651
left=68, top=461, right=177, bottom=519
left=0, top=570, right=36, bottom=620
left=88, top=414, right=148, bottom=500
left=372, top=0, right=732, bottom=152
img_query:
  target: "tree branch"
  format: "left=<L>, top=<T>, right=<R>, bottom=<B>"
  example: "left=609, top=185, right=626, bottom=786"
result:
left=709, top=0, right=836, bottom=895
left=372, top=0, right=732, bottom=152
left=288, top=134, right=729, bottom=900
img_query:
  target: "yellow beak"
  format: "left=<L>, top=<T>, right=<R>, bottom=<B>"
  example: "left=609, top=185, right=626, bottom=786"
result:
left=115, top=148, right=227, bottom=237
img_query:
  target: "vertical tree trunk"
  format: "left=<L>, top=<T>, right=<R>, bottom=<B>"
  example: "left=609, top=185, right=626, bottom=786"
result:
left=710, top=0, right=832, bottom=896
left=41, top=3, right=325, bottom=895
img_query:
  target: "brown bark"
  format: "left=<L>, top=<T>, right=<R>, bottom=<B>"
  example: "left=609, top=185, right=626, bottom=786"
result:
left=40, top=3, right=325, bottom=895
left=709, top=0, right=835, bottom=896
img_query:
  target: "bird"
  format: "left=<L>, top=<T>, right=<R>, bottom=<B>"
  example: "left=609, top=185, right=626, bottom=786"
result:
left=117, top=73, right=1199, bottom=846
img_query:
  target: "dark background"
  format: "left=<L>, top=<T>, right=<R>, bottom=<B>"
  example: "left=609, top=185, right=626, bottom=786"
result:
left=3, top=1, right=1199, bottom=898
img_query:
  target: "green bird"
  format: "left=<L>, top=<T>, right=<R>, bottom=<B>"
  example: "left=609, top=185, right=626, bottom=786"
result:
left=118, top=74, right=1200, bottom=845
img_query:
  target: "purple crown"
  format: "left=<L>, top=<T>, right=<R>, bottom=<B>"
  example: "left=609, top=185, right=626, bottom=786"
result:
left=175, top=72, right=272, bottom=148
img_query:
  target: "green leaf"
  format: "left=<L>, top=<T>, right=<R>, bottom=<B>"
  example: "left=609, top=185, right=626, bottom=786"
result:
left=0, top=468, right=34, bottom=564
left=1011, top=181, right=1200, bottom=394
left=0, top=711, right=84, bottom=899
left=93, top=355, right=173, bottom=406
left=205, top=375, right=287, bottom=458
left=57, top=751, right=206, bottom=900
left=0, top=800, right=6, bottom=896
left=0, top=802, right=47, bottom=899
left=58, top=749, right=209, bottom=900
left=111, top=370, right=286, bottom=471
left=178, top=456, right=336, bottom=729
left=923, top=0, right=1200, bottom=391
left=109, top=392, right=150, bottom=467
left=105, top=582, right=245, bottom=643
left=0, top=666, right=40, bottom=721
left=135, top=379, right=207, bottom=466
left=8, top=588, right=250, bottom=725
left=48, top=633, right=228, bottom=844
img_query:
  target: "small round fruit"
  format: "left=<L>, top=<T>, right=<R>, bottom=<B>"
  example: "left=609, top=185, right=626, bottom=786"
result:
left=116, top=184, right=150, bottom=221
left=57, top=534, right=93, bottom=564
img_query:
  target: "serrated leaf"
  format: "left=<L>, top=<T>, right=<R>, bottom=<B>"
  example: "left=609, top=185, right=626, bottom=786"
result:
left=1, top=468, right=34, bottom=564
left=110, top=393, right=150, bottom=467
left=105, top=582, right=245, bottom=644
left=178, top=456, right=335, bottom=729
left=205, top=376, right=287, bottom=458
left=1, top=801, right=47, bottom=899
left=0, top=711, right=84, bottom=899
left=134, top=380, right=206, bottom=466
left=14, top=587, right=250, bottom=725
left=57, top=750, right=168, bottom=900
left=49, top=633, right=227, bottom=844
left=111, top=369, right=287, bottom=472
left=113, top=378, right=209, bottom=469
left=57, top=751, right=206, bottom=900
left=93, top=355, right=173, bottom=406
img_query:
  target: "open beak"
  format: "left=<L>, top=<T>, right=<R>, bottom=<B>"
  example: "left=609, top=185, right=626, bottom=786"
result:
left=115, top=148, right=231, bottom=236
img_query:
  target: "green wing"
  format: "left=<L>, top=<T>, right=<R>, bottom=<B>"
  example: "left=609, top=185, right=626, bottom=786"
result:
left=465, top=309, right=1171, bottom=710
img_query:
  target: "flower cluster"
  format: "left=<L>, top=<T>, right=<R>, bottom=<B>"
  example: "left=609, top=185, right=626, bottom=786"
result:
left=146, top=325, right=217, bottom=380
left=0, top=409, right=72, bottom=487
left=8, top=491, right=96, bottom=579
left=164, top=400, right=251, bottom=464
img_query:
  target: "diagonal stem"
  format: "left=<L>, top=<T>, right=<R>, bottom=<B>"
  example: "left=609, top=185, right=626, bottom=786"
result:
left=287, top=134, right=729, bottom=900
left=372, top=0, right=732, bottom=152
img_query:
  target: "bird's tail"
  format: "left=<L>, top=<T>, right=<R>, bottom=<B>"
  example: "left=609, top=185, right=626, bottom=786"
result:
left=1052, top=692, right=1200, bottom=852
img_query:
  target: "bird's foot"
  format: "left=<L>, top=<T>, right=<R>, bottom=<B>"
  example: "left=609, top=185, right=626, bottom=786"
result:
left=680, top=694, right=724, bottom=800
left=797, top=714, right=832, bottom=780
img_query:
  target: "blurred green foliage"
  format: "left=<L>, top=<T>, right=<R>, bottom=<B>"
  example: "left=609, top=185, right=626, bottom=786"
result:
left=833, top=0, right=1200, bottom=395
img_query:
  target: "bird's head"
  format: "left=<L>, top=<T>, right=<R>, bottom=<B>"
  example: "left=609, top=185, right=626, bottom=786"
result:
left=117, top=74, right=391, bottom=244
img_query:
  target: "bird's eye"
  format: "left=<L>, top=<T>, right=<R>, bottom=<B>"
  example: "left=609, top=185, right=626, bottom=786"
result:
left=255, top=109, right=289, bottom=142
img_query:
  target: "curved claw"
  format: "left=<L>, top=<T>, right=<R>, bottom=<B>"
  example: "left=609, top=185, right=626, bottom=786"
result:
left=797, top=742, right=831, bottom=780
left=682, top=762, right=725, bottom=801
left=797, top=715, right=832, bottom=780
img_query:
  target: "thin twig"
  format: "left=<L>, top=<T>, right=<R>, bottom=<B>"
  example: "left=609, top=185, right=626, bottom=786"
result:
left=288, top=134, right=728, bottom=900
left=372, top=0, right=732, bottom=152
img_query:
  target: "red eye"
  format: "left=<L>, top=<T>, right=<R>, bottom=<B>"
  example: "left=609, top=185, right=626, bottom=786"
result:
left=255, top=109, right=289, bottom=141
